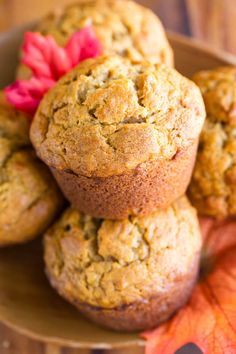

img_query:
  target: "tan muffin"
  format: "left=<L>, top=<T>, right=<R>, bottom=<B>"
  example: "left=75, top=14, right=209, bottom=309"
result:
left=0, top=98, right=64, bottom=246
left=17, top=0, right=173, bottom=79
left=44, top=196, right=202, bottom=332
left=31, top=55, right=205, bottom=219
left=189, top=66, right=236, bottom=219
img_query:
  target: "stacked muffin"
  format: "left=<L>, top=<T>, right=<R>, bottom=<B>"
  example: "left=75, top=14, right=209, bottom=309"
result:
left=28, top=0, right=206, bottom=331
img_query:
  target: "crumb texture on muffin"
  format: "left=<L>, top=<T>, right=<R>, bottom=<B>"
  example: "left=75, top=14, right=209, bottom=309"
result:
left=17, top=0, right=173, bottom=81
left=0, top=96, right=30, bottom=159
left=189, top=67, right=236, bottom=218
left=0, top=97, right=64, bottom=246
left=31, top=55, right=205, bottom=178
left=44, top=197, right=202, bottom=309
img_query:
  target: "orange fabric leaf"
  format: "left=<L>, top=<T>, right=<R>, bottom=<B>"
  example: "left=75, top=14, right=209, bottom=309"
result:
left=142, top=217, right=236, bottom=354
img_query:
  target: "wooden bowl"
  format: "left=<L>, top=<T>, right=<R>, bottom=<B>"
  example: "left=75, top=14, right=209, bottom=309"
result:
left=0, top=25, right=236, bottom=352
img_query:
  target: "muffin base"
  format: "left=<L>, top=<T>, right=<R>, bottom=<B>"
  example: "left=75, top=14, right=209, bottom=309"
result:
left=46, top=255, right=199, bottom=332
left=51, top=141, right=198, bottom=219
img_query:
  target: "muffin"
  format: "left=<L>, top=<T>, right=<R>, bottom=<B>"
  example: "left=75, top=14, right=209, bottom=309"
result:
left=17, top=0, right=173, bottom=79
left=30, top=55, right=205, bottom=219
left=0, top=97, right=64, bottom=246
left=189, top=66, right=236, bottom=219
left=44, top=196, right=202, bottom=332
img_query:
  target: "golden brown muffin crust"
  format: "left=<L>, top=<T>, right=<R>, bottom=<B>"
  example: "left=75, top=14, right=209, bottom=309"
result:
left=0, top=150, right=63, bottom=246
left=38, top=0, right=173, bottom=64
left=17, top=0, right=173, bottom=81
left=0, top=96, right=30, bottom=163
left=0, top=98, right=64, bottom=246
left=44, top=197, right=202, bottom=308
left=189, top=66, right=236, bottom=218
left=31, top=55, right=205, bottom=178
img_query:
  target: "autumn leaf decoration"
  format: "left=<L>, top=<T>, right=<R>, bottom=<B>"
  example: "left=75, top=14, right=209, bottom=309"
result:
left=142, top=217, right=236, bottom=354
left=4, top=27, right=102, bottom=115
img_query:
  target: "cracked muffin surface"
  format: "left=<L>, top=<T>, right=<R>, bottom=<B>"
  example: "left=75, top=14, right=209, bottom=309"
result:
left=0, top=96, right=64, bottom=246
left=189, top=67, right=236, bottom=218
left=17, top=0, right=173, bottom=80
left=30, top=55, right=205, bottom=178
left=44, top=196, right=202, bottom=309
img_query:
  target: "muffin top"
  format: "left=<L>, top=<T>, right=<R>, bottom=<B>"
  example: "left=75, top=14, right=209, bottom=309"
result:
left=189, top=67, right=236, bottom=218
left=30, top=55, right=205, bottom=178
left=0, top=98, right=63, bottom=245
left=17, top=0, right=173, bottom=81
left=44, top=197, right=202, bottom=308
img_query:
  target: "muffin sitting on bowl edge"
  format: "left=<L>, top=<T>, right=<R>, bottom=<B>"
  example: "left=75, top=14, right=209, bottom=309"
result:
left=0, top=95, right=64, bottom=246
left=189, top=66, right=236, bottom=219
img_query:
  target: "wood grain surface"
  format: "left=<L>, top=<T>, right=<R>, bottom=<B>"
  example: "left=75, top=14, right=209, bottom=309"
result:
left=0, top=0, right=234, bottom=353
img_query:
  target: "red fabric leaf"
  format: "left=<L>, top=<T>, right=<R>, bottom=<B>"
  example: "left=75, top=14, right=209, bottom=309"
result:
left=22, top=32, right=53, bottom=78
left=4, top=27, right=101, bottom=115
left=4, top=77, right=55, bottom=115
left=65, top=26, right=102, bottom=65
left=142, top=217, right=236, bottom=354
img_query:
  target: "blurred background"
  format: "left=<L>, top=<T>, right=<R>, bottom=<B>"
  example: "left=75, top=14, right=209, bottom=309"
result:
left=0, top=0, right=236, bottom=54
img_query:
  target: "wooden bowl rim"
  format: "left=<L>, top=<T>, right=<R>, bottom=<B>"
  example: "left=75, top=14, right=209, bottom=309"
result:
left=0, top=316, right=145, bottom=349
left=168, top=30, right=236, bottom=66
